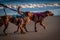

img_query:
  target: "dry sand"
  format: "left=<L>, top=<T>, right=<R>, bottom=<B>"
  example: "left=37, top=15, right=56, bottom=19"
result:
left=0, top=16, right=60, bottom=40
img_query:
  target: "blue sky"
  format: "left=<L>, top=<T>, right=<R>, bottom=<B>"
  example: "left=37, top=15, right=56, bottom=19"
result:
left=0, top=0, right=60, bottom=2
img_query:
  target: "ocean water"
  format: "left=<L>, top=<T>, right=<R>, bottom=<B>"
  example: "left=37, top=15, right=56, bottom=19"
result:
left=0, top=0, right=60, bottom=16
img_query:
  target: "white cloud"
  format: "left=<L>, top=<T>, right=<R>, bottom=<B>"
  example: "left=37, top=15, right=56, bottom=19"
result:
left=15, top=3, right=60, bottom=8
left=0, top=3, right=60, bottom=9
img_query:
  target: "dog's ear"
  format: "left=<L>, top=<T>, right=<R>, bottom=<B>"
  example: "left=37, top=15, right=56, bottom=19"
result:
left=44, top=11, right=54, bottom=16
left=44, top=11, right=50, bottom=13
left=44, top=11, right=49, bottom=16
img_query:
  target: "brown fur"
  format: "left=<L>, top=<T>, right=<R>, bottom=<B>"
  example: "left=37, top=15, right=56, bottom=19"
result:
left=0, top=12, right=33, bottom=35
left=15, top=11, right=54, bottom=33
left=31, top=11, right=54, bottom=32
left=9, top=11, right=54, bottom=34
left=0, top=5, right=33, bottom=35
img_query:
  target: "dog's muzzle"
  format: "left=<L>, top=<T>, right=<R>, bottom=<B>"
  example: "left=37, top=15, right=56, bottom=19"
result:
left=51, top=13, right=54, bottom=16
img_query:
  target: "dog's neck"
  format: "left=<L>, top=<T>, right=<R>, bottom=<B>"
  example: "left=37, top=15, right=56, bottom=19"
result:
left=43, top=13, right=49, bottom=18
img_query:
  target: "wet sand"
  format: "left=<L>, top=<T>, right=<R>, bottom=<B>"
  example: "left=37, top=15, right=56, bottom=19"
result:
left=0, top=16, right=60, bottom=40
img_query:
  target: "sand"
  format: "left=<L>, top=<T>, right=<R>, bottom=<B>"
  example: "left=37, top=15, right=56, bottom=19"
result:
left=0, top=16, right=60, bottom=40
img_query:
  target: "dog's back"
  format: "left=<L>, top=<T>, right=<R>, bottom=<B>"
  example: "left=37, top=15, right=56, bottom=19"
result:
left=33, top=12, right=45, bottom=17
left=31, top=12, right=45, bottom=21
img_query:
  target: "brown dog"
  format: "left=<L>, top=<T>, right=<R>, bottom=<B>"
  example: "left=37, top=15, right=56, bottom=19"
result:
left=31, top=11, right=54, bottom=32
left=0, top=11, right=33, bottom=35
left=0, top=4, right=33, bottom=35
left=13, top=6, right=33, bottom=33
left=14, top=11, right=33, bottom=33
left=13, top=11, right=54, bottom=33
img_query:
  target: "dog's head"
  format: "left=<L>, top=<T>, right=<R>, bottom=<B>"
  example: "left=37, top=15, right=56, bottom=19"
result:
left=44, top=11, right=54, bottom=16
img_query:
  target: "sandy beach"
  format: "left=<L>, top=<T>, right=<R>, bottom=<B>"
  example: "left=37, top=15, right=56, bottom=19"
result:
left=0, top=16, right=60, bottom=40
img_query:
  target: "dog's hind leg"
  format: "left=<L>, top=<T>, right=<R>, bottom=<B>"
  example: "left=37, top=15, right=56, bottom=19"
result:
left=3, top=16, right=9, bottom=35
left=3, top=23, right=9, bottom=35
left=19, top=18, right=25, bottom=34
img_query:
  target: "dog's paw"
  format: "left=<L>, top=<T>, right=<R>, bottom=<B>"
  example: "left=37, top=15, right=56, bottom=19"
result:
left=43, top=27, right=47, bottom=30
left=14, top=31, right=18, bottom=33
left=35, top=30, right=38, bottom=32
left=26, top=31, right=29, bottom=32
left=4, top=33, right=8, bottom=35
left=21, top=32, right=25, bottom=34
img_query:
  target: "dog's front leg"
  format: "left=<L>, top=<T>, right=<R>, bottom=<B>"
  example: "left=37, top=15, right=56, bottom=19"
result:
left=40, top=18, right=46, bottom=30
left=14, top=25, right=20, bottom=33
left=23, top=23, right=28, bottom=32
left=34, top=16, right=38, bottom=32
left=34, top=22, right=37, bottom=32
left=19, top=18, right=25, bottom=34
left=23, top=17, right=30, bottom=32
left=19, top=24, right=25, bottom=34
left=14, top=18, right=25, bottom=34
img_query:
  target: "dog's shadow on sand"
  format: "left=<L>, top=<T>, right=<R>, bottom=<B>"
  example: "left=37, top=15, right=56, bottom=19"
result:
left=0, top=33, right=21, bottom=36
left=0, top=34, right=7, bottom=36
left=0, top=31, right=36, bottom=36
